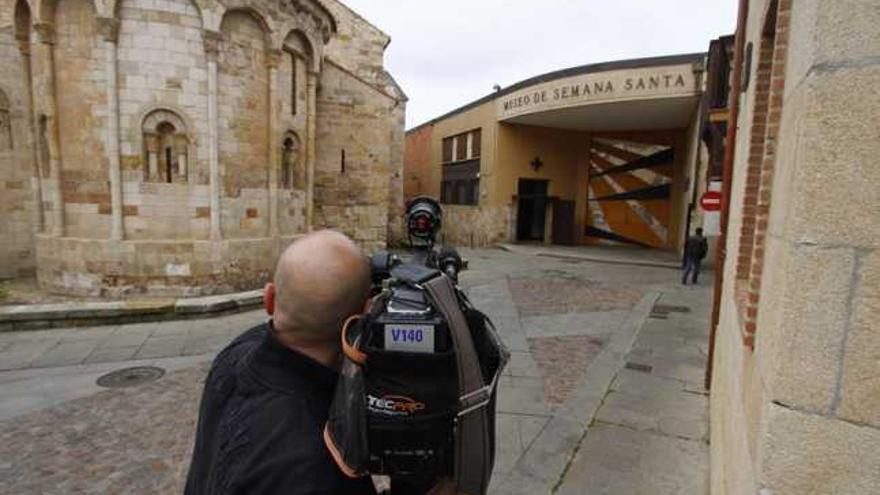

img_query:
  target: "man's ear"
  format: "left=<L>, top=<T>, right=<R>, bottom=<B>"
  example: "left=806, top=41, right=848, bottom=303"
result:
left=264, top=283, right=276, bottom=315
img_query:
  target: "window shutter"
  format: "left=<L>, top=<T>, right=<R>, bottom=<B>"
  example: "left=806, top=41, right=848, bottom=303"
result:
left=442, top=137, right=453, bottom=163
left=472, top=129, right=481, bottom=158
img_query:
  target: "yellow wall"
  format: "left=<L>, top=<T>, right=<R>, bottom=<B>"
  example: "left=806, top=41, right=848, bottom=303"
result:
left=417, top=97, right=698, bottom=249
left=494, top=124, right=591, bottom=206
left=427, top=101, right=498, bottom=204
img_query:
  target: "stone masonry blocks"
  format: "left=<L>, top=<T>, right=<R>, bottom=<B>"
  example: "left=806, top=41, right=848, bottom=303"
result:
left=762, top=402, right=880, bottom=495
left=836, top=249, right=880, bottom=427
left=782, top=67, right=880, bottom=249
left=2, top=0, right=404, bottom=295
left=768, top=243, right=855, bottom=413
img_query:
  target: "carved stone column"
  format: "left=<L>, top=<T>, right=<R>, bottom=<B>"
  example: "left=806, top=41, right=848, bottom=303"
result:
left=175, top=135, right=188, bottom=177
left=98, top=17, right=123, bottom=240
left=305, top=70, right=318, bottom=231
left=204, top=30, right=222, bottom=241
left=17, top=34, right=44, bottom=234
left=32, top=22, right=64, bottom=237
left=143, top=134, right=158, bottom=179
left=266, top=48, right=281, bottom=237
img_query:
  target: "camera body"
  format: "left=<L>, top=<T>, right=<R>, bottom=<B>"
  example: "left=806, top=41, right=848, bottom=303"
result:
left=361, top=197, right=463, bottom=482
left=325, top=197, right=506, bottom=494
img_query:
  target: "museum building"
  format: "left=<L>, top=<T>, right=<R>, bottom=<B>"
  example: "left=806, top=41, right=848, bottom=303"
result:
left=404, top=53, right=713, bottom=252
left=0, top=0, right=406, bottom=295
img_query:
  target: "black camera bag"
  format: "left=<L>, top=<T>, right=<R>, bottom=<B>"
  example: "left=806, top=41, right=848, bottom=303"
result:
left=323, top=273, right=508, bottom=495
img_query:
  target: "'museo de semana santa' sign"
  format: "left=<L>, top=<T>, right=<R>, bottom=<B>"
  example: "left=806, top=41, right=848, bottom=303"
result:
left=497, top=65, right=699, bottom=120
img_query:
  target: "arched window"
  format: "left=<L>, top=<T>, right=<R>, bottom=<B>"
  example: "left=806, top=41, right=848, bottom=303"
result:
left=283, top=31, right=314, bottom=117
left=281, top=132, right=301, bottom=189
left=0, top=89, right=11, bottom=151
left=142, top=109, right=188, bottom=183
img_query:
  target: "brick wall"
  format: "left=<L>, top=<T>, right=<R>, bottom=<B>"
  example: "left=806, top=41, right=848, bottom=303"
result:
left=735, top=0, right=790, bottom=349
left=403, top=124, right=433, bottom=200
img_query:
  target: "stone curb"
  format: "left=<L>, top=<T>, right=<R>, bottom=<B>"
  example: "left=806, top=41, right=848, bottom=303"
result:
left=494, top=291, right=661, bottom=495
left=0, top=290, right=264, bottom=332
left=496, top=244, right=681, bottom=270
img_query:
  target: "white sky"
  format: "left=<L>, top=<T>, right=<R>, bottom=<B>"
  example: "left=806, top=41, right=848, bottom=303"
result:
left=339, top=0, right=739, bottom=130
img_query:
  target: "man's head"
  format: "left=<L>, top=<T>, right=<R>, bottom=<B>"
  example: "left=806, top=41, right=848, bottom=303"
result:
left=696, top=227, right=704, bottom=236
left=265, top=230, right=370, bottom=347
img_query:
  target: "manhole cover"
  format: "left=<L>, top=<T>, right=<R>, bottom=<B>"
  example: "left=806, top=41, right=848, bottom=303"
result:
left=97, top=366, right=165, bottom=388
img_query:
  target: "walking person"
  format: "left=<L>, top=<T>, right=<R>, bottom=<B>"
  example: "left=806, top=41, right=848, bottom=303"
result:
left=682, top=228, right=709, bottom=285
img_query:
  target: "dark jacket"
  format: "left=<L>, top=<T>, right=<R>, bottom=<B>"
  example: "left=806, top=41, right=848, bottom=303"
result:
left=185, top=323, right=377, bottom=495
left=683, top=235, right=709, bottom=262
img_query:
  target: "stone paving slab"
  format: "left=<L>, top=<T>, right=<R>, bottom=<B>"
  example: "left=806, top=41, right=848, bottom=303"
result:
left=555, top=423, right=709, bottom=495
left=555, top=278, right=712, bottom=495
left=0, top=310, right=264, bottom=372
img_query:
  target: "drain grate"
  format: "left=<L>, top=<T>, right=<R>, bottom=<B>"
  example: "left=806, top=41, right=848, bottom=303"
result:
left=97, top=366, right=165, bottom=389
left=653, top=304, right=691, bottom=314
left=625, top=362, right=653, bottom=373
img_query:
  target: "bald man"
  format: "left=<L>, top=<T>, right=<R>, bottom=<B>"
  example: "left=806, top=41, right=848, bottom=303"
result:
left=185, top=231, right=376, bottom=495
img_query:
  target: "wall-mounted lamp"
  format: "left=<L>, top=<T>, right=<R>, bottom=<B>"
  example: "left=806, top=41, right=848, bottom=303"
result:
left=530, top=157, right=544, bottom=172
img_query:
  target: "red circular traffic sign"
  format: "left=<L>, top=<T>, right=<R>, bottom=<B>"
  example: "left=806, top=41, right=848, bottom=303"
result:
left=700, top=191, right=723, bottom=212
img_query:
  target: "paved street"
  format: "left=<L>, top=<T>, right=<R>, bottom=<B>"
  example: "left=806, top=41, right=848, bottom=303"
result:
left=0, top=247, right=712, bottom=494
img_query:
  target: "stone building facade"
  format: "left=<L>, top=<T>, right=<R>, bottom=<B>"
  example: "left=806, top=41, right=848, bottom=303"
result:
left=0, top=0, right=405, bottom=296
left=708, top=0, right=880, bottom=493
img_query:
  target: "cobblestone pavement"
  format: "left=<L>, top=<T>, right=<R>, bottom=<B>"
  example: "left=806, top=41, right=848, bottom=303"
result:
left=0, top=247, right=712, bottom=494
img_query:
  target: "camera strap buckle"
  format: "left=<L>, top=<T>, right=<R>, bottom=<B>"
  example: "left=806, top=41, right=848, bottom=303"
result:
left=458, top=386, right=491, bottom=417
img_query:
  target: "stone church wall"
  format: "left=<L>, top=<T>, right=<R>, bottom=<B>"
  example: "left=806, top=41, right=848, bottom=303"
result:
left=116, top=0, right=210, bottom=241
left=53, top=0, right=111, bottom=239
left=316, top=0, right=406, bottom=250
left=0, top=18, right=37, bottom=278
left=0, top=0, right=405, bottom=295
left=314, top=61, right=395, bottom=253
left=218, top=10, right=269, bottom=239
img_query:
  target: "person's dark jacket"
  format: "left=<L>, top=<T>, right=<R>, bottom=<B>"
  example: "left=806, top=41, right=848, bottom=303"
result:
left=683, top=234, right=709, bottom=262
left=185, top=322, right=376, bottom=495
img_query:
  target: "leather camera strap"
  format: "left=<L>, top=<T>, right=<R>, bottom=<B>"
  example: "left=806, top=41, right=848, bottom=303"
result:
left=425, top=275, right=491, bottom=495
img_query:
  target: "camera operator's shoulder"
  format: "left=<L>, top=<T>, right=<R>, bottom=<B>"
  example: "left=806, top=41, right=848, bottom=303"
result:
left=208, top=323, right=267, bottom=373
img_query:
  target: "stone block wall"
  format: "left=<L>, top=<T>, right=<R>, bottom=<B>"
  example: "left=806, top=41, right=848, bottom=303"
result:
left=438, top=205, right=512, bottom=248
left=314, top=60, right=404, bottom=253
left=117, top=0, right=211, bottom=240
left=218, top=10, right=270, bottom=239
left=276, top=44, right=308, bottom=236
left=711, top=1, right=880, bottom=494
left=35, top=234, right=284, bottom=297
left=0, top=0, right=405, bottom=294
left=321, top=0, right=388, bottom=87
left=53, top=0, right=111, bottom=239
left=0, top=22, right=37, bottom=278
